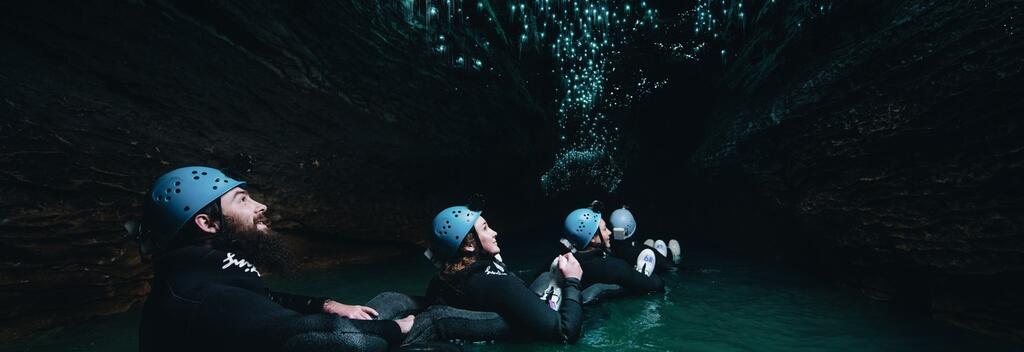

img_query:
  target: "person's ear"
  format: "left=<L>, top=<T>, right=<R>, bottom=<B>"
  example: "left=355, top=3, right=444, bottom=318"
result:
left=194, top=214, right=220, bottom=234
left=462, top=241, right=475, bottom=253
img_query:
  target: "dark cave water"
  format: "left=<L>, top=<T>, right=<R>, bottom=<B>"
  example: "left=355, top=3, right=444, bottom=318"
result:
left=3, top=244, right=1019, bottom=352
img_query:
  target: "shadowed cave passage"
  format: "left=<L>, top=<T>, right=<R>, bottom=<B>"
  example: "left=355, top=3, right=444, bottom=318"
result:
left=1, top=0, right=1023, bottom=349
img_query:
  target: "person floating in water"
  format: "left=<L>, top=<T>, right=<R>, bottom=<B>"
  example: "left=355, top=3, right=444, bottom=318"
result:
left=423, top=204, right=585, bottom=343
left=136, top=166, right=421, bottom=352
left=554, top=201, right=665, bottom=305
left=607, top=206, right=683, bottom=273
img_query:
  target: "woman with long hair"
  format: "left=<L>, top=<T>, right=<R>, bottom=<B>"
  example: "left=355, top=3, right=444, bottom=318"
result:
left=424, top=205, right=585, bottom=343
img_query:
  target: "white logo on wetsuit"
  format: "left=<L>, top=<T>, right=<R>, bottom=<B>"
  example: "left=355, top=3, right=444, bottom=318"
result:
left=484, top=261, right=507, bottom=276
left=222, top=252, right=261, bottom=277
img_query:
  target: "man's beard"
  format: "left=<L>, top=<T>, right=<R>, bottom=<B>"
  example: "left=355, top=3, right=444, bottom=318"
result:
left=210, top=214, right=296, bottom=275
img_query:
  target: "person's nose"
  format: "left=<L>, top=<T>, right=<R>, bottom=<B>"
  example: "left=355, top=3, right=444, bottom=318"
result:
left=253, top=200, right=267, bottom=214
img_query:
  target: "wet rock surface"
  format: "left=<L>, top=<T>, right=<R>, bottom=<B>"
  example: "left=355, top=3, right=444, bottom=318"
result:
left=677, top=0, right=1024, bottom=341
left=0, top=0, right=552, bottom=340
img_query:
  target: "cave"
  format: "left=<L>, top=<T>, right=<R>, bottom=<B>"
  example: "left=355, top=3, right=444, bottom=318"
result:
left=1, top=0, right=1022, bottom=350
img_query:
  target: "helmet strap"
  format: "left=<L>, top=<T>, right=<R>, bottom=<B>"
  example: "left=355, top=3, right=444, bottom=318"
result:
left=598, top=231, right=612, bottom=256
left=470, top=232, right=488, bottom=261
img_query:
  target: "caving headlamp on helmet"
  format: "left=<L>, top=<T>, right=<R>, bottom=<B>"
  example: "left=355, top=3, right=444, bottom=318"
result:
left=609, top=206, right=637, bottom=240
left=137, top=166, right=245, bottom=255
left=561, top=200, right=604, bottom=252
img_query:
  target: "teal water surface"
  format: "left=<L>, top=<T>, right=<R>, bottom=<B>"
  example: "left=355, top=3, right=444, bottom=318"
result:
left=3, top=245, right=1019, bottom=352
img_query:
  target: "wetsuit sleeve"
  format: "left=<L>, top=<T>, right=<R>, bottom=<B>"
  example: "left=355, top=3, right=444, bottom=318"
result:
left=558, top=277, right=584, bottom=343
left=465, top=274, right=583, bottom=343
left=189, top=283, right=401, bottom=351
left=266, top=289, right=329, bottom=314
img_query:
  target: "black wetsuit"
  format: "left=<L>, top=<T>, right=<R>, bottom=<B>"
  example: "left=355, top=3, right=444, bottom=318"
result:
left=139, top=245, right=403, bottom=352
left=576, top=249, right=665, bottom=295
left=425, top=258, right=584, bottom=343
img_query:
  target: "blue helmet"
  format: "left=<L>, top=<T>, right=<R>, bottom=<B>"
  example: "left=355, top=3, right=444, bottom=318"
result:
left=609, top=207, right=637, bottom=239
left=430, top=206, right=481, bottom=262
left=563, top=208, right=601, bottom=249
left=140, top=166, right=245, bottom=254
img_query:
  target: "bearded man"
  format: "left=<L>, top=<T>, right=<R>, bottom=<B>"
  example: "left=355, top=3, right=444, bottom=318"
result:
left=136, top=166, right=417, bottom=352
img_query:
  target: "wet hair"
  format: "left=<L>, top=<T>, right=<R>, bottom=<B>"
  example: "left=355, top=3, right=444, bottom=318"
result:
left=440, top=229, right=484, bottom=291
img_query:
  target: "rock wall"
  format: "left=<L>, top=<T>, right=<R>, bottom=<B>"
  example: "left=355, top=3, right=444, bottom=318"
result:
left=0, top=0, right=553, bottom=340
left=3, top=0, right=1023, bottom=342
left=688, top=0, right=1024, bottom=340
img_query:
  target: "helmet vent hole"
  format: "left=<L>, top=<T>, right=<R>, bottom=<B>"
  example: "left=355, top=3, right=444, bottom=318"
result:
left=223, top=180, right=228, bottom=183
left=215, top=178, right=220, bottom=182
left=165, top=188, right=171, bottom=193
left=212, top=186, right=218, bottom=190
left=175, top=181, right=181, bottom=186
left=194, top=176, right=200, bottom=180
left=175, top=189, right=181, bottom=193
left=166, top=196, right=172, bottom=201
left=201, top=172, right=207, bottom=175
left=184, top=206, right=190, bottom=212
left=157, top=195, right=164, bottom=201
left=192, top=171, right=198, bottom=174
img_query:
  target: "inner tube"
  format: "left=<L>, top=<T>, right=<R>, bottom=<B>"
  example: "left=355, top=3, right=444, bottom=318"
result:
left=581, top=283, right=626, bottom=305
